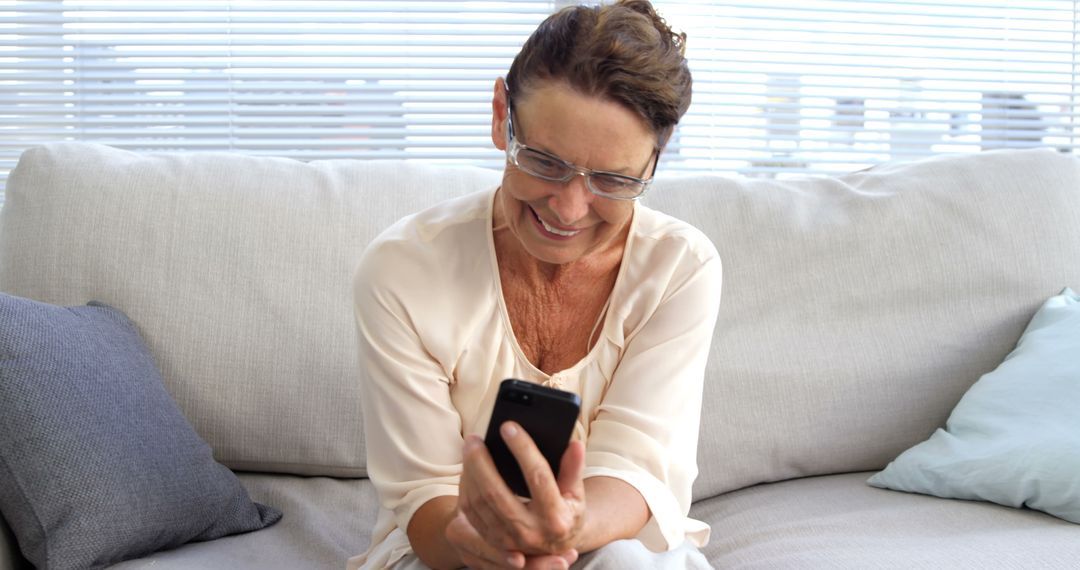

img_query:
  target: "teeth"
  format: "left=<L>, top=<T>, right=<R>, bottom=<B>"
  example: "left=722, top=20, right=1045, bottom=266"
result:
left=539, top=216, right=580, bottom=237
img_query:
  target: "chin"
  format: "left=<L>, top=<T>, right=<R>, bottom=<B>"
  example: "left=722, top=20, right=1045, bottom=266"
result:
left=523, top=242, right=584, bottom=266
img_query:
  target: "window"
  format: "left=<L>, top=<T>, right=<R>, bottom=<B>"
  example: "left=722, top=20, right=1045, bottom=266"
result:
left=663, top=1, right=1079, bottom=177
left=2, top=1, right=1078, bottom=206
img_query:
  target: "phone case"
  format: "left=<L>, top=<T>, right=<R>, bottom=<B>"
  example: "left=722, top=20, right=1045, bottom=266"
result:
left=483, top=378, right=582, bottom=498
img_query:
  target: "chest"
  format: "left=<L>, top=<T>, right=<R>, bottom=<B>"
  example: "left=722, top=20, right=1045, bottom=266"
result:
left=500, top=273, right=617, bottom=376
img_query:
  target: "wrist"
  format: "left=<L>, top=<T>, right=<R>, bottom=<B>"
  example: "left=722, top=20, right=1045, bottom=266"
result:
left=574, top=477, right=650, bottom=553
left=406, top=496, right=464, bottom=570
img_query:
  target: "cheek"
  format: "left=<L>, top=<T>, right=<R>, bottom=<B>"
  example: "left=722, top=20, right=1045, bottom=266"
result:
left=595, top=201, right=634, bottom=227
left=505, top=172, right=549, bottom=203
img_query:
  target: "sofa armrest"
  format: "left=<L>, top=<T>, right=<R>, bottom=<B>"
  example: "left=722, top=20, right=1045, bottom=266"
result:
left=0, top=515, right=29, bottom=570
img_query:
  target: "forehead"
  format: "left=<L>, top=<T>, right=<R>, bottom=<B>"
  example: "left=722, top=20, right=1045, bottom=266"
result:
left=512, top=82, right=656, bottom=172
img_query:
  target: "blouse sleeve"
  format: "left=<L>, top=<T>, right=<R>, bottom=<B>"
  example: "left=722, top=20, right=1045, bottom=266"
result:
left=353, top=237, right=464, bottom=534
left=582, top=243, right=722, bottom=552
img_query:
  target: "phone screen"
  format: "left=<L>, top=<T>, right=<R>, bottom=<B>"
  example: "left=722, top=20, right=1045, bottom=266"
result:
left=483, top=379, right=581, bottom=498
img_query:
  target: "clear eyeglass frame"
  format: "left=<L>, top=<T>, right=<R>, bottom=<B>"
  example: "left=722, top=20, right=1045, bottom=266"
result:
left=504, top=100, right=656, bottom=201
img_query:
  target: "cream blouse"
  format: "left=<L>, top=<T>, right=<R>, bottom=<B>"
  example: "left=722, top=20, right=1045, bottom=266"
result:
left=349, top=188, right=722, bottom=570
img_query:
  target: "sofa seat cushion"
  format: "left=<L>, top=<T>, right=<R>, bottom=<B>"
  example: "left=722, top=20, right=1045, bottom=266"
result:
left=693, top=472, right=1080, bottom=569
left=108, top=474, right=376, bottom=570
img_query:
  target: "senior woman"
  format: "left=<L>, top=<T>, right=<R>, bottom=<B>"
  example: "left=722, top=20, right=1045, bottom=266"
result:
left=349, top=1, right=721, bottom=569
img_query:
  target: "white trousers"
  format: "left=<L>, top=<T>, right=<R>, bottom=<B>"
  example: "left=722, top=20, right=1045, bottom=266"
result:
left=391, top=539, right=713, bottom=569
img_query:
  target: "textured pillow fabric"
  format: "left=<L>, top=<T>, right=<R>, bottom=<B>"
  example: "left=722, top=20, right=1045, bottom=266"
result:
left=868, top=287, right=1080, bottom=523
left=0, top=293, right=282, bottom=570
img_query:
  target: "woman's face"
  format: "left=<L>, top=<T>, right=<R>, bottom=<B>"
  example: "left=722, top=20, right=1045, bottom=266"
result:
left=491, top=80, right=657, bottom=268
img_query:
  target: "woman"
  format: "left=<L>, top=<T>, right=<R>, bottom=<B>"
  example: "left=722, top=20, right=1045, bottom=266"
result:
left=350, top=1, right=721, bottom=568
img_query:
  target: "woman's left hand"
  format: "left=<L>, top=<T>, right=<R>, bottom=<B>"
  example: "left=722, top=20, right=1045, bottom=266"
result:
left=458, top=422, right=588, bottom=561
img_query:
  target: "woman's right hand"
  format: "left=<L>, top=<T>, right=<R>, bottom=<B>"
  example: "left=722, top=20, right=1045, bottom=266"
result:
left=445, top=510, right=578, bottom=570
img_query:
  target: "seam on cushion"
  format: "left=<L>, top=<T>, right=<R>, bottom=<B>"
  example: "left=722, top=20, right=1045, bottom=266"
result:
left=223, top=460, right=367, bottom=478
left=0, top=449, right=49, bottom=567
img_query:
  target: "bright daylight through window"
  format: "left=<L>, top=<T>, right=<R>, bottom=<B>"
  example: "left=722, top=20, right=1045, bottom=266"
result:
left=1, top=0, right=1078, bottom=207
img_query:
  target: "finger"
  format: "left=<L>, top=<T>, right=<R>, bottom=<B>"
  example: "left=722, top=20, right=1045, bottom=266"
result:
left=523, top=553, right=572, bottom=570
left=459, top=437, right=506, bottom=538
left=500, top=421, right=561, bottom=505
left=460, top=435, right=532, bottom=549
left=446, top=511, right=523, bottom=569
left=555, top=440, right=586, bottom=501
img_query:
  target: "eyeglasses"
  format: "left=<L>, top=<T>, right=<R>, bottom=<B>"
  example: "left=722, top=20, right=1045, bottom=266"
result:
left=505, top=98, right=656, bottom=201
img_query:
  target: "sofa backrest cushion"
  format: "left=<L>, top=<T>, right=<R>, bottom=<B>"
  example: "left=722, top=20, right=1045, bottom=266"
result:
left=0, top=143, right=500, bottom=477
left=642, top=149, right=1080, bottom=499
left=4, top=144, right=1080, bottom=496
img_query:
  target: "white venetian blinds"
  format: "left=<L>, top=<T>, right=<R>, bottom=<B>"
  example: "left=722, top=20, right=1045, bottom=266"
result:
left=660, top=0, right=1080, bottom=176
left=2, top=0, right=1078, bottom=205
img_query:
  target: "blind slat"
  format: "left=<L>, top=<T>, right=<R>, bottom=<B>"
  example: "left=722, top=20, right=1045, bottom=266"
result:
left=1, top=0, right=1078, bottom=205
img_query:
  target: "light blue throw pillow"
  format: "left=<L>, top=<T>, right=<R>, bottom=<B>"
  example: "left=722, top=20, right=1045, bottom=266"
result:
left=868, top=288, right=1080, bottom=523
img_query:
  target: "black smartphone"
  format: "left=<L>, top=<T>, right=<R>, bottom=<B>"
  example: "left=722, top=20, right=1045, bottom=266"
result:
left=483, top=378, right=581, bottom=498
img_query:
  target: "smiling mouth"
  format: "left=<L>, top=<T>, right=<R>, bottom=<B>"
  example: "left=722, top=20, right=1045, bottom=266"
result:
left=531, top=208, right=581, bottom=237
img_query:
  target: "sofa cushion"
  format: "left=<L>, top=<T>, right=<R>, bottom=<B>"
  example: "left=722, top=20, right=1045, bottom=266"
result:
left=0, top=293, right=281, bottom=570
left=108, top=474, right=376, bottom=570
left=0, top=143, right=501, bottom=477
left=693, top=472, right=1080, bottom=569
left=643, top=148, right=1080, bottom=499
left=868, top=287, right=1080, bottom=523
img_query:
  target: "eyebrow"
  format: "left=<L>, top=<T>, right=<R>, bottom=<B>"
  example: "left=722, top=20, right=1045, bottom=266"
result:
left=510, top=103, right=650, bottom=178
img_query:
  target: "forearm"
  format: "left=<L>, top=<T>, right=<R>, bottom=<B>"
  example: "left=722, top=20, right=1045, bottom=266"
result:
left=575, top=476, right=650, bottom=554
left=406, top=495, right=463, bottom=570
left=404, top=478, right=648, bottom=567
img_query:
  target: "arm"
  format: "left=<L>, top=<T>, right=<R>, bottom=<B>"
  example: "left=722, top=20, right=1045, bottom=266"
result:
left=583, top=246, right=722, bottom=551
left=456, top=241, right=722, bottom=558
left=455, top=429, right=648, bottom=560
left=353, top=240, right=466, bottom=563
left=407, top=496, right=461, bottom=570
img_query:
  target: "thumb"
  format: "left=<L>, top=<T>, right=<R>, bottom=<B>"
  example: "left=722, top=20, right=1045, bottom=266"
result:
left=556, top=440, right=586, bottom=499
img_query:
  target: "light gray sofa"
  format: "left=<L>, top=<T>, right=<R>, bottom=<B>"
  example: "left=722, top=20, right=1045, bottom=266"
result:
left=2, top=143, right=1079, bottom=569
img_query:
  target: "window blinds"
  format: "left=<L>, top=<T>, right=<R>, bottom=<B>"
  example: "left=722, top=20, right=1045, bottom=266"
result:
left=1, top=1, right=1077, bottom=205
left=661, top=0, right=1079, bottom=176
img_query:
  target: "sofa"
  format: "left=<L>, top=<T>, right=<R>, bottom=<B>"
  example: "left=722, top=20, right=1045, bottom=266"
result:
left=1, top=142, right=1079, bottom=569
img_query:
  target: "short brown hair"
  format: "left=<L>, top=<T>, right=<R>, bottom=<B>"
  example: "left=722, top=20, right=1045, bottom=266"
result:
left=506, top=0, right=691, bottom=149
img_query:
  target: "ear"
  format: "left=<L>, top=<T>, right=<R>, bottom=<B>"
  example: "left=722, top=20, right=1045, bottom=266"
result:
left=491, top=77, right=509, bottom=151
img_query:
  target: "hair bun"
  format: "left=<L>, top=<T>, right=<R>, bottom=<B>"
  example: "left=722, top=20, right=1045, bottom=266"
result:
left=616, top=0, right=686, bottom=56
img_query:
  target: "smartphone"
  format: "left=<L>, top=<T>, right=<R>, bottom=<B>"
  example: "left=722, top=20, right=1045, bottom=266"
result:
left=483, top=378, right=581, bottom=498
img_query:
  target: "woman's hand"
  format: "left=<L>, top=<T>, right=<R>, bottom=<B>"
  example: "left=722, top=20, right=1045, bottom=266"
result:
left=455, top=422, right=588, bottom=566
left=445, top=510, right=579, bottom=570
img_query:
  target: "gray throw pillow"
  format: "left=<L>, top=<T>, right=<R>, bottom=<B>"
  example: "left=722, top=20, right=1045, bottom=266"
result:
left=0, top=293, right=282, bottom=570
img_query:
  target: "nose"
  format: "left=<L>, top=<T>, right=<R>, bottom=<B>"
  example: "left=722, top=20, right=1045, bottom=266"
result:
left=547, top=173, right=593, bottom=225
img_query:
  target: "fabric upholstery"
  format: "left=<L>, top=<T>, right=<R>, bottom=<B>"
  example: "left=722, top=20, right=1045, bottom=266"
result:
left=0, top=517, right=28, bottom=570
left=693, top=472, right=1080, bottom=569
left=0, top=143, right=500, bottom=477
left=107, top=474, right=377, bottom=570
left=3, top=144, right=1080, bottom=568
left=868, top=287, right=1080, bottom=523
left=642, top=149, right=1080, bottom=499
left=0, top=294, right=281, bottom=569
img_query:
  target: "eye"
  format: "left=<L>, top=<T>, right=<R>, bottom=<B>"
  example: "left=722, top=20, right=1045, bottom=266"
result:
left=591, top=174, right=639, bottom=194
left=520, top=149, right=567, bottom=176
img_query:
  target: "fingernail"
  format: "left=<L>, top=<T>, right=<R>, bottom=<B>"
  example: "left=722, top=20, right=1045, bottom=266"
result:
left=501, top=422, right=518, bottom=438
